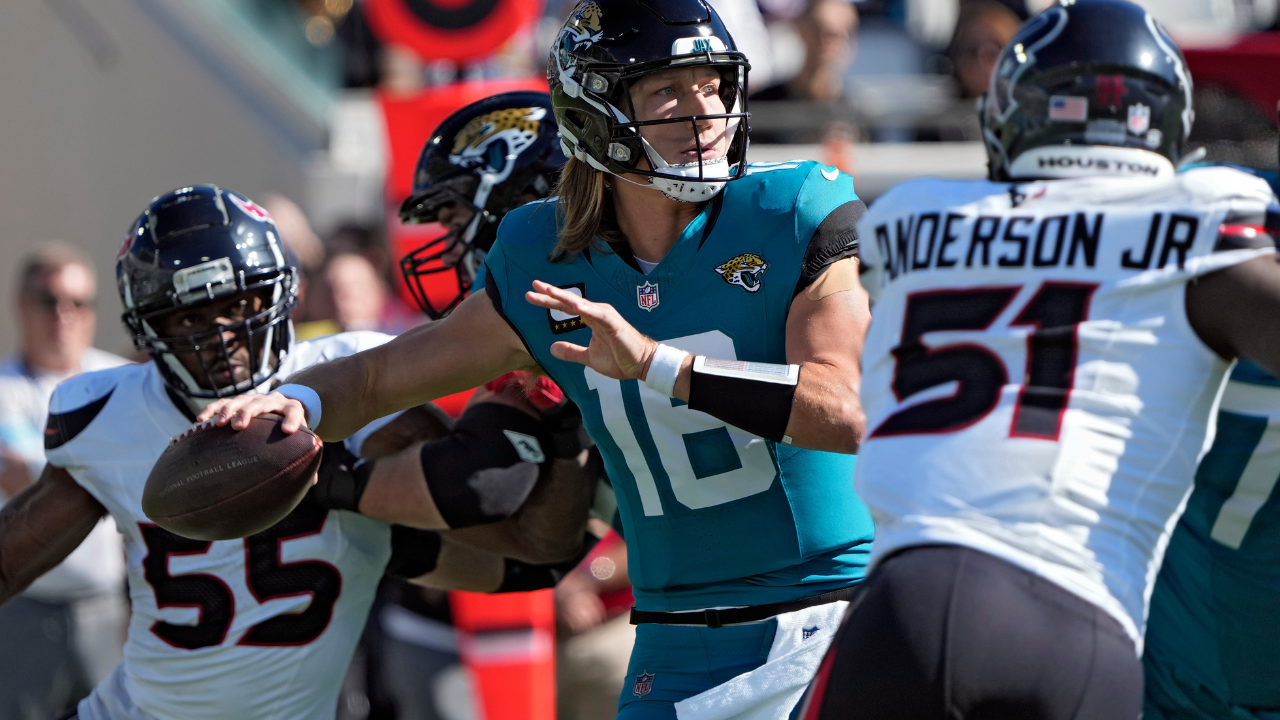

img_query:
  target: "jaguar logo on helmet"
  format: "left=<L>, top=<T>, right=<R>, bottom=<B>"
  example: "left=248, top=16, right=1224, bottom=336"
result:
left=449, top=106, right=547, bottom=177
left=566, top=1, right=603, bottom=43
left=555, top=1, right=605, bottom=88
left=715, top=253, right=768, bottom=293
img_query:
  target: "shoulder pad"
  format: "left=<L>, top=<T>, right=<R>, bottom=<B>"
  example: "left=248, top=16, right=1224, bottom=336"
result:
left=1179, top=165, right=1276, bottom=205
left=494, top=200, right=560, bottom=252
left=1215, top=204, right=1280, bottom=252
left=864, top=178, right=989, bottom=223
left=45, top=368, right=124, bottom=450
left=287, top=332, right=393, bottom=372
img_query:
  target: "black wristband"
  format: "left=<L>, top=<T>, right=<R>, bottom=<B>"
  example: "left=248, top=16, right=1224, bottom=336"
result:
left=687, top=357, right=799, bottom=443
left=308, top=441, right=374, bottom=513
left=495, top=532, right=600, bottom=593
left=385, top=525, right=443, bottom=579
left=422, top=403, right=549, bottom=529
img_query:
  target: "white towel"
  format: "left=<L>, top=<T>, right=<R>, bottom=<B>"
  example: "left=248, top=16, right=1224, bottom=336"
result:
left=674, top=600, right=849, bottom=720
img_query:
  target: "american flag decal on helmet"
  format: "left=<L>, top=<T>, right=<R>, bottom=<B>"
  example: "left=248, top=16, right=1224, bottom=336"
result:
left=1048, top=96, right=1088, bottom=122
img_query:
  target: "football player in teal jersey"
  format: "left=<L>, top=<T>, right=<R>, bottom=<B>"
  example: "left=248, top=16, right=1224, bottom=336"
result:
left=1142, top=169, right=1280, bottom=720
left=199, top=0, right=875, bottom=717
left=1144, top=361, right=1280, bottom=720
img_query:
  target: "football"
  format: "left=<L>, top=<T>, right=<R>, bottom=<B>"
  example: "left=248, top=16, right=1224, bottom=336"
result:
left=142, top=413, right=323, bottom=541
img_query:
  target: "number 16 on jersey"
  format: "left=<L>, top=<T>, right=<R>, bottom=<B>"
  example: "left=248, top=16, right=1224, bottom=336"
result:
left=583, top=331, right=779, bottom=516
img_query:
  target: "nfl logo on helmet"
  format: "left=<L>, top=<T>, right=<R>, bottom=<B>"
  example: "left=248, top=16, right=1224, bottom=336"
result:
left=637, top=281, right=660, bottom=311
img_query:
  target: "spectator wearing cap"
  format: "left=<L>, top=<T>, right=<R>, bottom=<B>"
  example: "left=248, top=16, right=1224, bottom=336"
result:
left=0, top=245, right=128, bottom=719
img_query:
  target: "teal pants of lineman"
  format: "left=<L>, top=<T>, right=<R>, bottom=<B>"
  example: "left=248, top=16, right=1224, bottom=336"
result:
left=1144, top=646, right=1280, bottom=720
left=617, top=620, right=778, bottom=719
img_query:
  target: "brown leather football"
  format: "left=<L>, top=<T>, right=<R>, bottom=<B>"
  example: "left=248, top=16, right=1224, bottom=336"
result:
left=142, top=413, right=323, bottom=541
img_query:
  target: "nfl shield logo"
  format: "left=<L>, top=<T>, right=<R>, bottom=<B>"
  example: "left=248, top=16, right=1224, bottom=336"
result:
left=633, top=671, right=655, bottom=698
left=803, top=626, right=820, bottom=640
left=1127, top=104, right=1151, bottom=135
left=637, top=282, right=659, bottom=312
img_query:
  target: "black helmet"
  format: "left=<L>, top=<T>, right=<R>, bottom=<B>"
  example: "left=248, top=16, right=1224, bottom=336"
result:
left=981, top=0, right=1193, bottom=182
left=118, top=185, right=297, bottom=401
left=398, top=91, right=565, bottom=320
left=549, top=0, right=750, bottom=203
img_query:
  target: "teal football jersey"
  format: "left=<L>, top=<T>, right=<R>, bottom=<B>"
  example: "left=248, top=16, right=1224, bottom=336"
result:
left=482, top=161, right=874, bottom=611
left=1145, top=360, right=1280, bottom=710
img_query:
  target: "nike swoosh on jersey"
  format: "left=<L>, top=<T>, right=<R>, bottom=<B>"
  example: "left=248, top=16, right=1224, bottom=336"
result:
left=821, top=168, right=839, bottom=181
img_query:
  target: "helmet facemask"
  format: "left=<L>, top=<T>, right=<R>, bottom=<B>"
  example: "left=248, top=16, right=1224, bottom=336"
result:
left=126, top=268, right=296, bottom=404
left=399, top=164, right=501, bottom=320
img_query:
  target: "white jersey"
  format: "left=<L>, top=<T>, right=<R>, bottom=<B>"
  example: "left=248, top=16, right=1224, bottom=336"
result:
left=854, top=166, right=1278, bottom=650
left=46, top=333, right=395, bottom=720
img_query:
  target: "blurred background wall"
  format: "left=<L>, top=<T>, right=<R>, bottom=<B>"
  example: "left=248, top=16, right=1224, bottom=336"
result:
left=0, top=0, right=327, bottom=357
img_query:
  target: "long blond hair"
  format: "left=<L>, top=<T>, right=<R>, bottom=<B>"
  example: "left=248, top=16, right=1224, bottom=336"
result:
left=550, top=157, right=624, bottom=261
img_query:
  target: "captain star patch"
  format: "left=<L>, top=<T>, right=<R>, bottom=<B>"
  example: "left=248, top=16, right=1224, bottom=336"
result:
left=547, top=283, right=587, bottom=334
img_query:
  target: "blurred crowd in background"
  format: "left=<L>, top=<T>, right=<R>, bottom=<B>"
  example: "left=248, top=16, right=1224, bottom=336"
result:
left=0, top=0, right=1277, bottom=718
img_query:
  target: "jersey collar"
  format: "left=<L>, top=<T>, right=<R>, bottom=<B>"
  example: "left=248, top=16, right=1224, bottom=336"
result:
left=591, top=199, right=718, bottom=314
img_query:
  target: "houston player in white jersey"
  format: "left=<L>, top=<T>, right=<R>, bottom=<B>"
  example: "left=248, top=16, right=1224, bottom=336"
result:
left=803, top=2, right=1280, bottom=719
left=0, top=186, right=596, bottom=720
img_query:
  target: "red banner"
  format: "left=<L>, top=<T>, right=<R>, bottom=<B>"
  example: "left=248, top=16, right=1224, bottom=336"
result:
left=364, top=0, right=544, bottom=62
left=1182, top=32, right=1280, bottom=123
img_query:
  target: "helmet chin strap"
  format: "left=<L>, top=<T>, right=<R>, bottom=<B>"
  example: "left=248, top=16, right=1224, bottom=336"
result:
left=639, top=139, right=729, bottom=203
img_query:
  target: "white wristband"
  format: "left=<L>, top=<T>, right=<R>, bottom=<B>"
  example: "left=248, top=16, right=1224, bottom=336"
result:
left=643, top=344, right=691, bottom=398
left=275, top=384, right=322, bottom=429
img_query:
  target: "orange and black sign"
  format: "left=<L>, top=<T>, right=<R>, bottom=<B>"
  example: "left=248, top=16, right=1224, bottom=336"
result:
left=364, top=0, right=543, bottom=62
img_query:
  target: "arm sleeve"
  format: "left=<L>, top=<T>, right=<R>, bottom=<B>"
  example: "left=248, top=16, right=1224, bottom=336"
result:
left=494, top=532, right=599, bottom=593
left=793, top=166, right=865, bottom=296
left=385, top=525, right=443, bottom=579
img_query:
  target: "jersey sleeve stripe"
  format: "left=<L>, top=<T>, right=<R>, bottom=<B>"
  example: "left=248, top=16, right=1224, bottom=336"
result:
left=45, top=389, right=114, bottom=450
left=793, top=200, right=867, bottom=298
left=1215, top=223, right=1278, bottom=252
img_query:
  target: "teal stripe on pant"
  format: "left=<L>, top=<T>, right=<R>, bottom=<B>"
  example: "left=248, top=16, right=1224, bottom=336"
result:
left=617, top=620, right=778, bottom=719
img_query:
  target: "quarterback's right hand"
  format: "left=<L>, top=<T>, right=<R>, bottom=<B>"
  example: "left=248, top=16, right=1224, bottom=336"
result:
left=197, top=392, right=308, bottom=434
